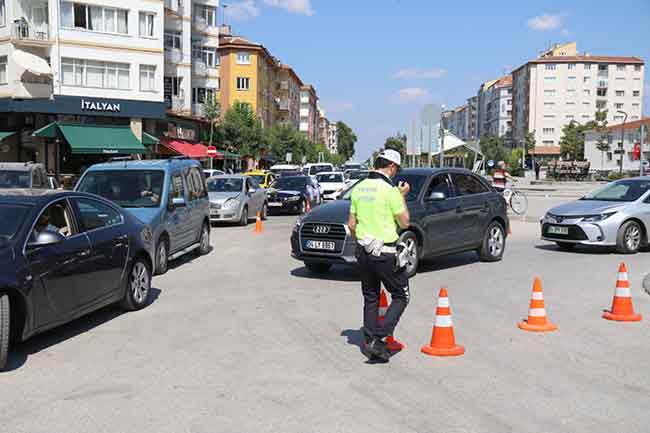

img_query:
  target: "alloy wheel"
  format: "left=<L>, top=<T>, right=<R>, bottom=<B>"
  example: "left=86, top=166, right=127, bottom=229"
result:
left=200, top=225, right=210, bottom=253
left=157, top=243, right=167, bottom=273
left=488, top=226, right=504, bottom=257
left=405, top=237, right=418, bottom=274
left=625, top=225, right=641, bottom=251
left=131, top=262, right=150, bottom=305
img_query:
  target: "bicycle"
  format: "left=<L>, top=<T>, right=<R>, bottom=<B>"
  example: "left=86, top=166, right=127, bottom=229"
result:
left=502, top=184, right=528, bottom=215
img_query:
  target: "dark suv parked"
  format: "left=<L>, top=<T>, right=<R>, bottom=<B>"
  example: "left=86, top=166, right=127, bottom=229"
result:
left=291, top=168, right=510, bottom=277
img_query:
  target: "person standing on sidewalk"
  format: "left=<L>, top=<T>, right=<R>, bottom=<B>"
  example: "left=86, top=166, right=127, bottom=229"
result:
left=348, top=149, right=410, bottom=362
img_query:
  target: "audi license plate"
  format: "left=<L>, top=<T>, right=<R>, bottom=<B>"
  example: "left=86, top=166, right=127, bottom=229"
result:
left=305, top=240, right=336, bottom=251
left=548, top=225, right=569, bottom=235
left=268, top=202, right=283, bottom=207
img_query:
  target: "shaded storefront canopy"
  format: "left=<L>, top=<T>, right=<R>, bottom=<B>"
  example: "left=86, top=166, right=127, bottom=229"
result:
left=0, top=132, right=16, bottom=141
left=33, top=122, right=147, bottom=154
left=160, top=139, right=210, bottom=159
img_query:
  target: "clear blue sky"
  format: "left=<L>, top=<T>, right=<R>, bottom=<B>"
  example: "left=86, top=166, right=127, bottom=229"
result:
left=224, top=0, right=650, bottom=161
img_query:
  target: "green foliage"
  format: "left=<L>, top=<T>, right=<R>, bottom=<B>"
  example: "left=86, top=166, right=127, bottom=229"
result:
left=594, top=110, right=610, bottom=154
left=524, top=130, right=536, bottom=152
left=559, top=122, right=587, bottom=160
left=336, top=121, right=357, bottom=161
left=479, top=134, right=509, bottom=171
left=509, top=148, right=524, bottom=176
left=201, top=96, right=221, bottom=147
left=384, top=133, right=406, bottom=160
left=215, top=101, right=264, bottom=155
left=608, top=171, right=625, bottom=181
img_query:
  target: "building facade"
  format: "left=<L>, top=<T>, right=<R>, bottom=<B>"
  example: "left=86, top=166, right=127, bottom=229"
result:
left=327, top=122, right=338, bottom=155
left=484, top=75, right=513, bottom=145
left=476, top=79, right=497, bottom=139
left=512, top=42, right=645, bottom=157
left=318, top=107, right=329, bottom=146
left=466, top=95, right=478, bottom=142
left=446, top=105, right=468, bottom=141
left=584, top=118, right=649, bottom=172
left=0, top=0, right=168, bottom=172
left=299, top=84, right=318, bottom=142
left=276, top=64, right=302, bottom=130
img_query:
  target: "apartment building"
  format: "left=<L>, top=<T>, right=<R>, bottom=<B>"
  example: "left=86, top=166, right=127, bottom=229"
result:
left=299, top=84, right=318, bottom=142
left=276, top=64, right=302, bottom=130
left=512, top=42, right=645, bottom=157
left=466, top=95, right=478, bottom=141
left=446, top=105, right=468, bottom=141
left=318, top=107, right=329, bottom=145
left=327, top=122, right=338, bottom=154
left=484, top=75, right=513, bottom=144
left=0, top=0, right=166, bottom=171
left=163, top=0, right=219, bottom=125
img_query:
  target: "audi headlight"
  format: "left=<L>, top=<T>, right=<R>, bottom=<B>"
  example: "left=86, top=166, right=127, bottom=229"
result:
left=287, top=196, right=301, bottom=202
left=223, top=198, right=240, bottom=209
left=582, top=212, right=617, bottom=222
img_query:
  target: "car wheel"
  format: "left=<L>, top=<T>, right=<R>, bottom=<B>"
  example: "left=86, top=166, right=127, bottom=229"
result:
left=261, top=202, right=268, bottom=220
left=556, top=242, right=576, bottom=251
left=198, top=223, right=210, bottom=255
left=121, top=258, right=152, bottom=311
left=478, top=221, right=506, bottom=262
left=305, top=262, right=332, bottom=274
left=0, top=294, right=9, bottom=371
left=155, top=238, right=169, bottom=275
left=616, top=220, right=643, bottom=254
left=399, top=231, right=419, bottom=278
left=239, top=206, right=249, bottom=226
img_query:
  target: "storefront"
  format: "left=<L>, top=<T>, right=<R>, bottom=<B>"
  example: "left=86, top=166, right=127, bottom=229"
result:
left=0, top=95, right=166, bottom=178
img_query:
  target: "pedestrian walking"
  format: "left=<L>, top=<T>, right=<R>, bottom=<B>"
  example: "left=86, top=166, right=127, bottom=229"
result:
left=348, top=149, right=411, bottom=362
left=534, top=158, right=541, bottom=181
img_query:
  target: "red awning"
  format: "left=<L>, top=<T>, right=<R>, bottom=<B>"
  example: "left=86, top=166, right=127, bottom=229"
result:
left=160, top=139, right=212, bottom=159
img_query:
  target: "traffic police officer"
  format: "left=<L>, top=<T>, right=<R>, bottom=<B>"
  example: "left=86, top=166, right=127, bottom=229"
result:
left=348, top=149, right=410, bottom=362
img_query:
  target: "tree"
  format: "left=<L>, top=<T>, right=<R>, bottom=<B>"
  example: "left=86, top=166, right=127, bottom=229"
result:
left=594, top=110, right=610, bottom=170
left=216, top=101, right=263, bottom=156
left=336, top=121, right=357, bottom=161
left=201, top=96, right=221, bottom=147
left=559, top=122, right=592, bottom=161
left=479, top=134, right=509, bottom=172
left=524, top=130, right=536, bottom=153
left=383, top=133, right=406, bottom=160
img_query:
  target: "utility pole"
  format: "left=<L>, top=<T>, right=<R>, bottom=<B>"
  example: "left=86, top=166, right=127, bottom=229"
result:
left=616, top=110, right=628, bottom=175
left=641, top=123, right=646, bottom=177
left=439, top=105, right=446, bottom=168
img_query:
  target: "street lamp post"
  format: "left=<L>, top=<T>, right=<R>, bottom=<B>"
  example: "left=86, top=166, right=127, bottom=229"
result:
left=439, top=105, right=446, bottom=168
left=616, top=110, right=628, bottom=175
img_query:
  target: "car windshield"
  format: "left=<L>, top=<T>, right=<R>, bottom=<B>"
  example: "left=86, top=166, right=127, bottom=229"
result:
left=0, top=170, right=30, bottom=188
left=272, top=177, right=307, bottom=190
left=0, top=204, right=30, bottom=241
left=309, top=165, right=332, bottom=175
left=348, top=170, right=369, bottom=180
left=341, top=174, right=426, bottom=202
left=581, top=180, right=650, bottom=202
left=208, top=178, right=243, bottom=192
left=77, top=170, right=165, bottom=208
left=317, top=173, right=344, bottom=183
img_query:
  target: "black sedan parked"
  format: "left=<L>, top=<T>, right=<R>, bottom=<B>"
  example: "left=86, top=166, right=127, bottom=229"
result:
left=0, top=189, right=155, bottom=370
left=291, top=168, right=510, bottom=278
left=267, top=176, right=320, bottom=214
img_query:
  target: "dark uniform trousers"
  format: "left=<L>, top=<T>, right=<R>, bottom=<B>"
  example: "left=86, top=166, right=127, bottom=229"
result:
left=355, top=245, right=410, bottom=339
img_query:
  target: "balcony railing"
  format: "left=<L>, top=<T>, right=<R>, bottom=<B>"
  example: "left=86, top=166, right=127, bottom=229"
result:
left=192, top=59, right=207, bottom=76
left=11, top=21, right=50, bottom=43
left=165, top=48, right=183, bottom=64
left=279, top=100, right=289, bottom=111
left=164, top=0, right=183, bottom=15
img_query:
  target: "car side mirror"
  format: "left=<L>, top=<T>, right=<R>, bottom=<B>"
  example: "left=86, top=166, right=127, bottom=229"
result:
left=172, top=197, right=186, bottom=208
left=427, top=191, right=446, bottom=201
left=27, top=231, right=65, bottom=249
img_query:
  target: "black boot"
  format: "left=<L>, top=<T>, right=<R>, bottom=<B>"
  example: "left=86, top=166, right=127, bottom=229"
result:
left=366, top=337, right=390, bottom=363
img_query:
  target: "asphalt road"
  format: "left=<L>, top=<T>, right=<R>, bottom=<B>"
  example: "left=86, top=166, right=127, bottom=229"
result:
left=2, top=208, right=650, bottom=433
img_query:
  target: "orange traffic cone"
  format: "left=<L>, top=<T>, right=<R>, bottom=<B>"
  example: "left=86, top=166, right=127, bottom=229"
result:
left=518, top=277, right=557, bottom=332
left=421, top=288, right=465, bottom=357
left=254, top=211, right=262, bottom=233
left=603, top=263, right=642, bottom=322
left=378, top=288, right=406, bottom=351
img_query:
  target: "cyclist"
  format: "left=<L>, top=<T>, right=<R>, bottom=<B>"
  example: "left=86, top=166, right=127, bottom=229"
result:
left=492, top=161, right=517, bottom=193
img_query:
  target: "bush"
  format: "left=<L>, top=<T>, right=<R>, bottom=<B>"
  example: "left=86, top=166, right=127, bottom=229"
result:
left=608, top=171, right=625, bottom=181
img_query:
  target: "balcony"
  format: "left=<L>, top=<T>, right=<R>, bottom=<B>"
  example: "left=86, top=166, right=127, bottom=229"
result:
left=164, top=0, right=183, bottom=16
left=279, top=81, right=289, bottom=91
left=278, top=99, right=289, bottom=111
left=192, top=59, right=207, bottom=76
left=193, top=17, right=208, bottom=32
left=14, top=75, right=52, bottom=99
left=192, top=104, right=204, bottom=117
left=165, top=48, right=183, bottom=64
left=11, top=20, right=51, bottom=46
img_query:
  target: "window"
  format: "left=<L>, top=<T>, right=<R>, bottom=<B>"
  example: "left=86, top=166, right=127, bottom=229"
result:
left=543, top=128, right=555, bottom=135
left=584, top=64, right=592, bottom=70
left=568, top=76, right=576, bottom=80
left=450, top=174, right=488, bottom=196
left=544, top=102, right=555, bottom=107
left=543, top=114, right=555, bottom=119
left=0, top=56, right=6, bottom=85
left=192, top=45, right=217, bottom=67
left=545, top=64, right=556, bottom=71
left=236, top=52, right=251, bottom=65
left=568, top=63, right=576, bottom=70
left=0, top=0, right=6, bottom=27
left=31, top=201, right=76, bottom=241
left=542, top=140, right=554, bottom=146
left=75, top=198, right=122, bottom=231
left=582, top=114, right=591, bottom=119
left=164, top=30, right=182, bottom=49
left=194, top=4, right=217, bottom=27
left=617, top=64, right=626, bottom=72
left=61, top=58, right=130, bottom=89
left=191, top=87, right=216, bottom=104
left=607, top=152, right=612, bottom=161
left=633, top=103, right=640, bottom=109
left=634, top=65, right=641, bottom=72
left=61, top=2, right=128, bottom=34
left=596, top=100, right=607, bottom=109
left=169, top=173, right=185, bottom=206
left=616, top=90, right=625, bottom=97
left=140, top=65, right=156, bottom=91
left=614, top=115, right=624, bottom=122
left=567, top=89, right=576, bottom=96
left=185, top=167, right=207, bottom=200
left=544, top=89, right=556, bottom=97
left=165, top=76, right=182, bottom=96
left=544, top=76, right=556, bottom=81
left=584, top=76, right=590, bottom=83
left=633, top=90, right=640, bottom=97
left=597, top=88, right=607, bottom=97
left=566, top=101, right=576, bottom=106
left=565, top=115, right=575, bottom=120
left=139, top=12, right=155, bottom=37
left=584, top=89, right=591, bottom=96
left=236, top=77, right=250, bottom=90
left=615, top=103, right=624, bottom=110
left=598, top=64, right=608, bottom=71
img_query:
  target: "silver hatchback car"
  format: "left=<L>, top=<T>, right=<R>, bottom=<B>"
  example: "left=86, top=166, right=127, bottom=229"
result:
left=541, top=177, right=650, bottom=253
left=207, top=175, right=268, bottom=226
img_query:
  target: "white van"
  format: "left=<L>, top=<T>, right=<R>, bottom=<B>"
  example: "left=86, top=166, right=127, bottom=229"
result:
left=303, top=163, right=334, bottom=177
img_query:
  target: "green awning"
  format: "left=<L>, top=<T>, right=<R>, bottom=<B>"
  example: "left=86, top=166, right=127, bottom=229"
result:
left=32, top=122, right=58, bottom=138
left=0, top=132, right=16, bottom=141
left=143, top=132, right=159, bottom=145
left=58, top=124, right=147, bottom=155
